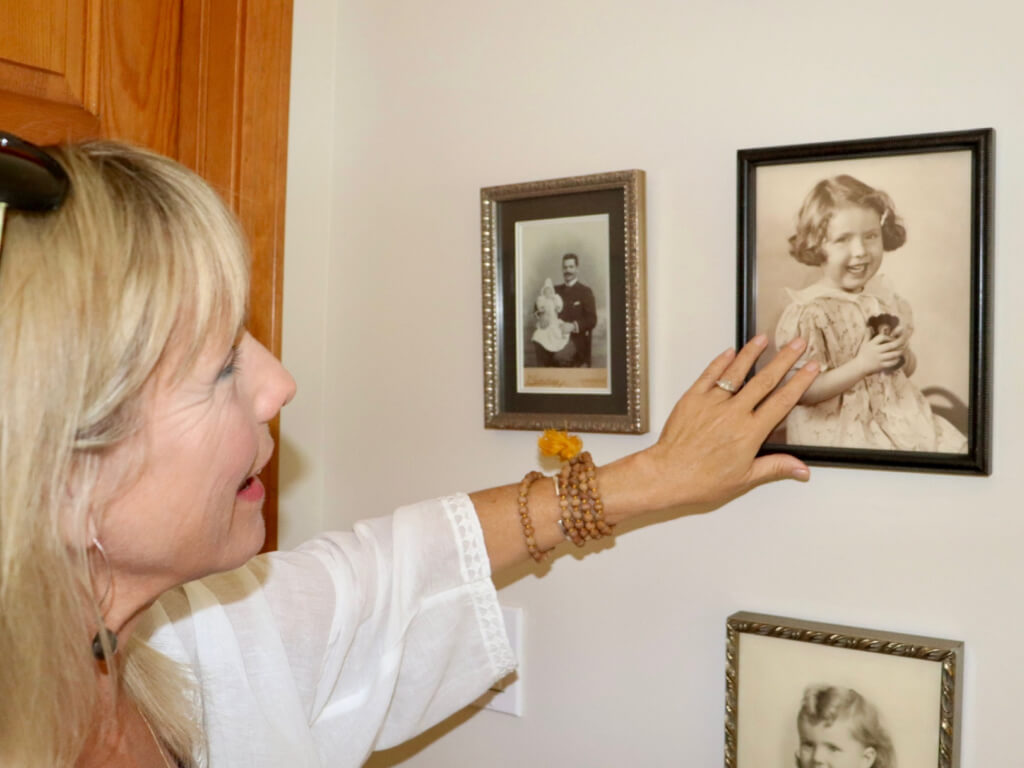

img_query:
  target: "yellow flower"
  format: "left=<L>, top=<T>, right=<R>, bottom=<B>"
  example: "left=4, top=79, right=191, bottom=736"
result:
left=538, top=429, right=583, bottom=461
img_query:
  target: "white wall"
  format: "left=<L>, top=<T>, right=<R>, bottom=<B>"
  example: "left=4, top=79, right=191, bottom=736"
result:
left=282, top=1, right=1023, bottom=765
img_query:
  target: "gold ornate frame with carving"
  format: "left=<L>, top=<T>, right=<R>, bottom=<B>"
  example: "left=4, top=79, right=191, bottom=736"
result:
left=725, top=611, right=963, bottom=768
left=481, top=170, right=647, bottom=433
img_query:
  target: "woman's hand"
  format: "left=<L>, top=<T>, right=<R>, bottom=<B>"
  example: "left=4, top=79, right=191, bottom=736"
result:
left=473, top=335, right=819, bottom=572
left=601, top=335, right=820, bottom=520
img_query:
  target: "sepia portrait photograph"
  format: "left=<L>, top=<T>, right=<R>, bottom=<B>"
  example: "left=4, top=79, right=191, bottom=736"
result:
left=726, top=612, right=963, bottom=768
left=737, top=129, right=992, bottom=474
left=481, top=169, right=648, bottom=433
left=515, top=214, right=611, bottom=395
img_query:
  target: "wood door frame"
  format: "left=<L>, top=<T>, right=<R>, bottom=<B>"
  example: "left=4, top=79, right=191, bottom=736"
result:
left=179, top=0, right=294, bottom=550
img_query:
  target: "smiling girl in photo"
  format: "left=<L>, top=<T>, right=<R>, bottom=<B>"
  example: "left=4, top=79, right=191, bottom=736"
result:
left=795, top=685, right=895, bottom=768
left=774, top=175, right=966, bottom=452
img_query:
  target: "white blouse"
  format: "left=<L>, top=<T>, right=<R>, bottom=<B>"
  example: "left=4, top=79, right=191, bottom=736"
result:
left=140, top=493, right=516, bottom=767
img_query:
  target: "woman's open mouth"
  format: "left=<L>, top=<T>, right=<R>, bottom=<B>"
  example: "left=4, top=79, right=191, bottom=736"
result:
left=237, top=475, right=265, bottom=501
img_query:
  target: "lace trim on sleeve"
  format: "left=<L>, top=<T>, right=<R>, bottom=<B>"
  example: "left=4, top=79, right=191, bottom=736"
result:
left=440, top=493, right=517, bottom=678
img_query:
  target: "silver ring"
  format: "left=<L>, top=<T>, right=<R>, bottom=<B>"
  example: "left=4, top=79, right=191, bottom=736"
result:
left=714, top=378, right=737, bottom=394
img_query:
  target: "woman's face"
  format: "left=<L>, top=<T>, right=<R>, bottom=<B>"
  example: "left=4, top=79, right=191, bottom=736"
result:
left=96, top=330, right=296, bottom=602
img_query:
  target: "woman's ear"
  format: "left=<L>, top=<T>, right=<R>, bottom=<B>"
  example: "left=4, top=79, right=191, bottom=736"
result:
left=62, top=454, right=104, bottom=548
left=860, top=745, right=877, bottom=767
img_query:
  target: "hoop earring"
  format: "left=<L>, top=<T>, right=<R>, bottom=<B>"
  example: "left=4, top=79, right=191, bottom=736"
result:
left=89, top=537, right=118, bottom=660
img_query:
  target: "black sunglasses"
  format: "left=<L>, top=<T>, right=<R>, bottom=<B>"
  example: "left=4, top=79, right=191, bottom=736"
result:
left=0, top=131, right=71, bottom=246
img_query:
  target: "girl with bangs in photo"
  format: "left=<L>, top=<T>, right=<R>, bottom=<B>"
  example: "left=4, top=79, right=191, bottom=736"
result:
left=775, top=174, right=967, bottom=453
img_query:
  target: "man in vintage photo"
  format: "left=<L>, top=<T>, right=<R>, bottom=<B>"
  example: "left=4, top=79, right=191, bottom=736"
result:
left=794, top=684, right=895, bottom=768
left=555, top=252, right=597, bottom=367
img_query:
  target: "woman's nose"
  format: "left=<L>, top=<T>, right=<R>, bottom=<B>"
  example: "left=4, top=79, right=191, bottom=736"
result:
left=265, top=361, right=297, bottom=418
left=246, top=335, right=297, bottom=421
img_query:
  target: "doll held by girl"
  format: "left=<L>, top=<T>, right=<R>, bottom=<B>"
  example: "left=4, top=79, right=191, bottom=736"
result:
left=774, top=175, right=966, bottom=452
left=531, top=277, right=573, bottom=366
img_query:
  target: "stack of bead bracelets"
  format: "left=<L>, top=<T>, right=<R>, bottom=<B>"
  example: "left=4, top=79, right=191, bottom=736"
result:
left=556, top=451, right=613, bottom=547
left=518, top=447, right=614, bottom=561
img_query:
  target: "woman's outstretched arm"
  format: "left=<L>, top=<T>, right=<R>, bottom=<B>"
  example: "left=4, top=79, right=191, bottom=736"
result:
left=471, top=335, right=820, bottom=575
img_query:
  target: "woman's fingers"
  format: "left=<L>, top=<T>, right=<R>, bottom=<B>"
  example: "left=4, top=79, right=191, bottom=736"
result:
left=752, top=360, right=818, bottom=432
left=732, top=336, right=808, bottom=408
left=645, top=336, right=818, bottom=510
left=748, top=452, right=811, bottom=486
left=692, top=346, right=738, bottom=393
left=711, top=334, right=770, bottom=395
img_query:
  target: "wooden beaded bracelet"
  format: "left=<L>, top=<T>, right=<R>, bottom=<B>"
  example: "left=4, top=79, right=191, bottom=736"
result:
left=517, top=470, right=549, bottom=562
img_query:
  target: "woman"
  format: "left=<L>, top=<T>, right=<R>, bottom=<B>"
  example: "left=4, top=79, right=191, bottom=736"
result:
left=0, top=137, right=818, bottom=767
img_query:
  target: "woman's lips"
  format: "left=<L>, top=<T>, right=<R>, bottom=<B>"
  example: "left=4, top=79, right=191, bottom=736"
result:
left=237, top=475, right=265, bottom=501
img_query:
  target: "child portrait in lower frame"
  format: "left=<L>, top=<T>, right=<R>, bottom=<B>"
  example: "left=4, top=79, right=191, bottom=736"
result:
left=774, top=174, right=967, bottom=453
left=795, top=684, right=896, bottom=768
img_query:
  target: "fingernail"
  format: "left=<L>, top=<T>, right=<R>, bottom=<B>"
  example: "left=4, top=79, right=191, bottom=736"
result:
left=751, top=334, right=768, bottom=348
left=722, top=346, right=736, bottom=358
left=791, top=466, right=810, bottom=481
left=789, top=337, right=807, bottom=351
left=804, top=361, right=820, bottom=373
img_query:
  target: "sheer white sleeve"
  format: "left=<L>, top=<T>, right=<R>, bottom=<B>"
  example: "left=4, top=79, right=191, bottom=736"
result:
left=143, top=493, right=516, bottom=768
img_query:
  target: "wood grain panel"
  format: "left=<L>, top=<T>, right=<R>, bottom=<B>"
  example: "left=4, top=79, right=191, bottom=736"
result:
left=0, top=90, right=100, bottom=142
left=0, top=0, right=69, bottom=72
left=179, top=0, right=244, bottom=203
left=237, top=0, right=292, bottom=361
left=98, top=0, right=181, bottom=156
left=0, top=0, right=89, bottom=106
left=237, top=1, right=293, bottom=551
left=179, top=0, right=294, bottom=549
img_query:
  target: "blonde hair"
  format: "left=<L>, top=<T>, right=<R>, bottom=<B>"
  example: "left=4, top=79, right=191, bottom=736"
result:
left=0, top=141, right=249, bottom=766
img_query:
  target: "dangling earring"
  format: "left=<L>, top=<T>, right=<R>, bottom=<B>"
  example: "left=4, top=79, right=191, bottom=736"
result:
left=89, top=537, right=118, bottom=660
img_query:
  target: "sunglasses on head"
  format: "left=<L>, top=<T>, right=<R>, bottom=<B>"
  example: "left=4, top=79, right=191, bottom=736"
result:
left=0, top=131, right=71, bottom=247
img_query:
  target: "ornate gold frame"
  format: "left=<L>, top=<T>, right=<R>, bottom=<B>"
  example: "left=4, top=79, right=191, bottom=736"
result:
left=481, top=169, right=647, bottom=433
left=725, top=611, right=963, bottom=768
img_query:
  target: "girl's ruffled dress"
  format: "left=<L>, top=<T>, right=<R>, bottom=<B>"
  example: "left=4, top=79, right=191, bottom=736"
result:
left=775, top=278, right=966, bottom=453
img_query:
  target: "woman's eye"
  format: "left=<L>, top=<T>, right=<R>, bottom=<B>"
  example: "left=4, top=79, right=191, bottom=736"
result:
left=218, top=346, right=240, bottom=380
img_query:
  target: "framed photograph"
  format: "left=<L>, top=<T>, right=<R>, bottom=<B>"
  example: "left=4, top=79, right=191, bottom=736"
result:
left=481, top=169, right=647, bottom=433
left=738, top=129, right=993, bottom=474
left=725, top=611, right=963, bottom=768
